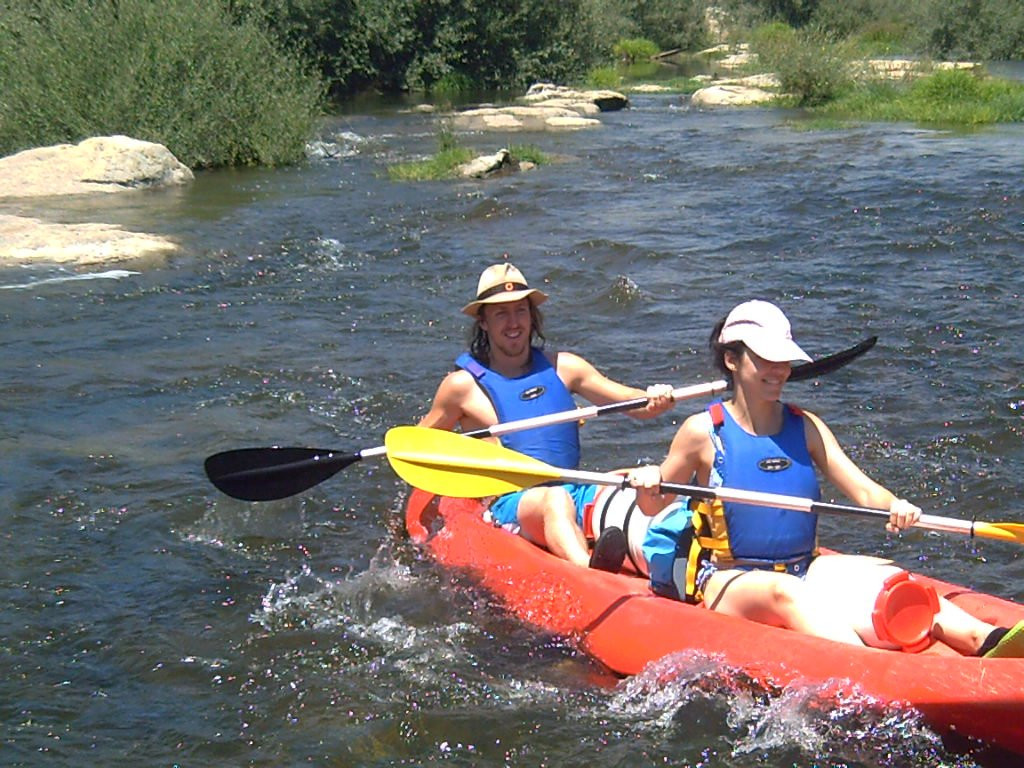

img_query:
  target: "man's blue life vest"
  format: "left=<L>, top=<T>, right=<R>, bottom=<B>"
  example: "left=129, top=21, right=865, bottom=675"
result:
left=455, top=348, right=581, bottom=469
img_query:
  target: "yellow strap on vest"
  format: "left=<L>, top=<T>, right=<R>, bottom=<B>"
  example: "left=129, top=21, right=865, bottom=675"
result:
left=682, top=500, right=721, bottom=602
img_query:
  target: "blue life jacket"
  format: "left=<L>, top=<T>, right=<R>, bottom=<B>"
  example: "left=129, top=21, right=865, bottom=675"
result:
left=706, top=400, right=820, bottom=564
left=645, top=401, right=820, bottom=602
left=455, top=348, right=581, bottom=469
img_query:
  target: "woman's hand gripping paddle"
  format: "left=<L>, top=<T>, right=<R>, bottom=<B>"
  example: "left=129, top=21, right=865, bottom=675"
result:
left=205, top=336, right=877, bottom=502
left=384, top=425, right=1024, bottom=545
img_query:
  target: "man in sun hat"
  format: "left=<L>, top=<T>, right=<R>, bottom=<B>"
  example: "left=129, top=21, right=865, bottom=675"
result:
left=418, top=261, right=675, bottom=571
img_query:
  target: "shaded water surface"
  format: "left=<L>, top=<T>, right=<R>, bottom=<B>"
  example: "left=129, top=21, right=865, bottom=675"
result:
left=2, top=92, right=1023, bottom=766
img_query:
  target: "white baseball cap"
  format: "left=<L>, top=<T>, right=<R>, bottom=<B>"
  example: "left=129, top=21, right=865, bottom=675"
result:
left=718, top=300, right=812, bottom=363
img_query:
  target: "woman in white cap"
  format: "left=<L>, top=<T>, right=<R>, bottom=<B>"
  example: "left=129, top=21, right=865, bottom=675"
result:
left=419, top=262, right=675, bottom=571
left=628, top=299, right=1024, bottom=657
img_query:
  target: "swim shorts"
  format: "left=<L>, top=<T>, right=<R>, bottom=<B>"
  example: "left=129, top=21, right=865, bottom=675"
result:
left=487, top=482, right=599, bottom=533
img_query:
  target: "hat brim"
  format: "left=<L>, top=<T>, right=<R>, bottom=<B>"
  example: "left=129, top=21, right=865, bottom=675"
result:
left=461, top=288, right=548, bottom=316
left=743, top=331, right=813, bottom=364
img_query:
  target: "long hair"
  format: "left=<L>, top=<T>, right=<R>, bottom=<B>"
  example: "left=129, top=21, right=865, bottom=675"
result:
left=467, top=303, right=546, bottom=366
left=708, top=315, right=745, bottom=386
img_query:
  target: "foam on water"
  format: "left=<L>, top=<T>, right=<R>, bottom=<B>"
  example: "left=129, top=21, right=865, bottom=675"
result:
left=0, top=268, right=140, bottom=290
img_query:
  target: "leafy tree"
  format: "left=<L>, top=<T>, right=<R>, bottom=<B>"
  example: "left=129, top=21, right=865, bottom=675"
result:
left=918, top=0, right=1024, bottom=60
left=630, top=0, right=707, bottom=51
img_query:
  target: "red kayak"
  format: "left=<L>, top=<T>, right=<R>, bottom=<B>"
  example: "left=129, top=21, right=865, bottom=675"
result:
left=405, top=488, right=1024, bottom=759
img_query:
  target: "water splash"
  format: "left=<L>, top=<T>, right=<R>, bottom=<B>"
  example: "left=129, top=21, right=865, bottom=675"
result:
left=604, top=651, right=982, bottom=768
left=305, top=130, right=365, bottom=160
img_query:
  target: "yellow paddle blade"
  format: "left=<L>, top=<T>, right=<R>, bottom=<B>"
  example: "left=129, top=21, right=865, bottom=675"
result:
left=384, top=426, right=564, bottom=498
left=973, top=522, right=1024, bottom=544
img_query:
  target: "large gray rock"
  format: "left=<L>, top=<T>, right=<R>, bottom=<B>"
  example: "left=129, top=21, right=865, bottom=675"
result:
left=451, top=104, right=601, bottom=132
left=458, top=149, right=516, bottom=178
left=523, top=83, right=629, bottom=112
left=0, top=135, right=193, bottom=199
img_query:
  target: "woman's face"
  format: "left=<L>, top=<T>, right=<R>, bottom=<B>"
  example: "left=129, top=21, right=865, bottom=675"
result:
left=726, top=346, right=792, bottom=402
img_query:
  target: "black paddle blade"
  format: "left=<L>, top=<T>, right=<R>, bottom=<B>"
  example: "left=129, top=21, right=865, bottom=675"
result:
left=790, top=335, right=877, bottom=382
left=204, top=447, right=361, bottom=501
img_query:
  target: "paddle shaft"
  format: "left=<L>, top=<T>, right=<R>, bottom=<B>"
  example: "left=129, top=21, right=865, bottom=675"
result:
left=204, top=380, right=726, bottom=499
left=470, top=378, right=727, bottom=437
left=238, top=381, right=727, bottom=471
left=540, top=466, right=1017, bottom=542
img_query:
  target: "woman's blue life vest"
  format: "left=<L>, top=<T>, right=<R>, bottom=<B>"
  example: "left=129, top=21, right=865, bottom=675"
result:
left=455, top=348, right=581, bottom=469
left=644, top=400, right=820, bottom=601
left=704, top=400, right=820, bottom=566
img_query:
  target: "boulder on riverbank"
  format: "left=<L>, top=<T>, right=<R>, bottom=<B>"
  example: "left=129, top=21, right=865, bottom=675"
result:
left=0, top=135, right=193, bottom=199
left=691, top=83, right=777, bottom=107
left=0, top=135, right=188, bottom=265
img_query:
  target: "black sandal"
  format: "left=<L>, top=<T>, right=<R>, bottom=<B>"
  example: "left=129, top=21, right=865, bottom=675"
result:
left=589, top=526, right=627, bottom=573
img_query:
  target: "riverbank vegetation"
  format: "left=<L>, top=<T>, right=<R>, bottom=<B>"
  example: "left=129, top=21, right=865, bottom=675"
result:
left=822, top=68, right=1024, bottom=125
left=2, top=0, right=1024, bottom=168
left=740, top=19, right=1024, bottom=124
left=0, top=0, right=322, bottom=167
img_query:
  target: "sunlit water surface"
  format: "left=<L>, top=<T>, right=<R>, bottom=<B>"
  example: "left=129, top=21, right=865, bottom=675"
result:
left=2, top=90, right=1023, bottom=766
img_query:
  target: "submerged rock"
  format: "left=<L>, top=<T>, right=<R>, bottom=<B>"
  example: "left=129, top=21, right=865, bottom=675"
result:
left=0, top=214, right=178, bottom=265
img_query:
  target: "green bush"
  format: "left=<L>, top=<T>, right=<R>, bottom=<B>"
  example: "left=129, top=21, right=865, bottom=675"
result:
left=848, top=21, right=910, bottom=55
left=586, top=66, right=623, bottom=89
left=0, top=0, right=324, bottom=167
left=908, top=69, right=1024, bottom=123
left=749, top=21, right=800, bottom=56
left=430, top=72, right=477, bottom=102
left=911, top=0, right=1024, bottom=60
left=751, top=25, right=854, bottom=106
left=307, top=0, right=603, bottom=96
left=629, top=0, right=707, bottom=51
left=726, top=0, right=1024, bottom=60
left=508, top=144, right=548, bottom=165
left=612, top=38, right=661, bottom=63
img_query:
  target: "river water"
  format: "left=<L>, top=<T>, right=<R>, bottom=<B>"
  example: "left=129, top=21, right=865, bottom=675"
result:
left=2, top=91, right=1023, bottom=767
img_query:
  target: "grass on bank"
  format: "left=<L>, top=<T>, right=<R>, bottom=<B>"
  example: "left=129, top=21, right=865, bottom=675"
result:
left=387, top=128, right=549, bottom=181
left=820, top=68, right=1024, bottom=125
left=744, top=23, right=1024, bottom=125
left=584, top=29, right=1024, bottom=126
